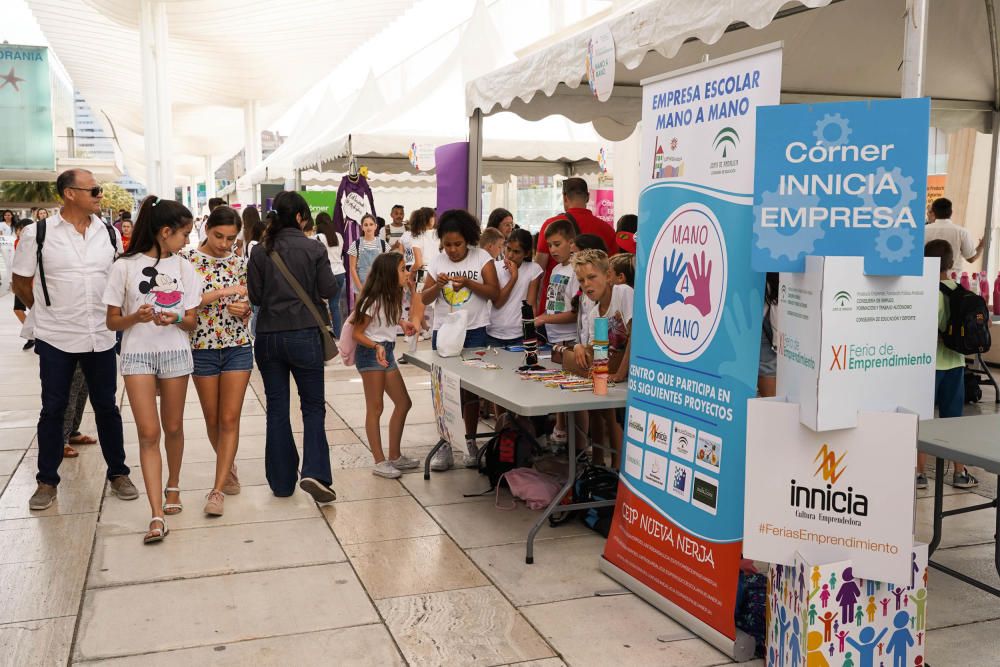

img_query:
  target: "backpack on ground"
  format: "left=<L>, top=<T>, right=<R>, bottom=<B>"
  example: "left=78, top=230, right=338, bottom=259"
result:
left=964, top=367, right=983, bottom=403
left=939, top=283, right=991, bottom=354
left=548, top=464, right=619, bottom=536
left=471, top=417, right=536, bottom=492
left=36, top=218, right=118, bottom=307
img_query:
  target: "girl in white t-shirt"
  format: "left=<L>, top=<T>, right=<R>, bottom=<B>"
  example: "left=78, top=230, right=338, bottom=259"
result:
left=348, top=214, right=388, bottom=295
left=415, top=209, right=499, bottom=471
left=409, top=207, right=438, bottom=338
left=315, top=212, right=347, bottom=336
left=571, top=249, right=632, bottom=468
left=104, top=195, right=202, bottom=544
left=486, top=228, right=543, bottom=347
left=352, top=252, right=420, bottom=479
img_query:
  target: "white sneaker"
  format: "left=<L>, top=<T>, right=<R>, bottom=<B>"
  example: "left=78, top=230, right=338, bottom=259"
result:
left=430, top=444, right=454, bottom=471
left=419, top=331, right=432, bottom=341
left=389, top=454, right=420, bottom=470
left=463, top=441, right=480, bottom=468
left=550, top=429, right=568, bottom=446
left=372, top=460, right=402, bottom=479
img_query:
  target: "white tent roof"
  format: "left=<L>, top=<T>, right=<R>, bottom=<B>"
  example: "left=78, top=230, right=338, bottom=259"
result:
left=467, top=0, right=1000, bottom=138
left=260, top=1, right=602, bottom=183
left=26, top=0, right=419, bottom=184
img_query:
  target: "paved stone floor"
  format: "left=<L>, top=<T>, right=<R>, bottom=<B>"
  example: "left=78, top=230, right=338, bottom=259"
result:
left=0, top=291, right=998, bottom=665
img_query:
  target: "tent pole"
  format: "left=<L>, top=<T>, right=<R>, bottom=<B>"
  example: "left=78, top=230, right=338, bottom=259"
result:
left=295, top=169, right=303, bottom=191
left=467, top=109, right=483, bottom=218
left=900, top=0, right=929, bottom=98
left=138, top=0, right=174, bottom=197
left=983, top=112, right=1000, bottom=275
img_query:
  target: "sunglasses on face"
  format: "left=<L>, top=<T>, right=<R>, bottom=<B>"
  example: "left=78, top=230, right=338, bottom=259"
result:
left=66, top=186, right=104, bottom=197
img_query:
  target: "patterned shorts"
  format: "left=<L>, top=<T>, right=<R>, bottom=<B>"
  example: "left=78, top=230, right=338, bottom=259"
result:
left=120, top=349, right=194, bottom=379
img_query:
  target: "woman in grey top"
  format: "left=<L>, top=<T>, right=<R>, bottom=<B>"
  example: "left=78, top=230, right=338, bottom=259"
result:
left=247, top=191, right=338, bottom=503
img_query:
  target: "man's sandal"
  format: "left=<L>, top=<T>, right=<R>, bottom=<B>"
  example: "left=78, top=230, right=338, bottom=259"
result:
left=67, top=434, right=97, bottom=445
left=163, top=487, right=183, bottom=515
left=143, top=517, right=168, bottom=544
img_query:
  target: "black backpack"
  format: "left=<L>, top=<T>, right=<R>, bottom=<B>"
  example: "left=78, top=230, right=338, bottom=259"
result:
left=36, top=218, right=118, bottom=307
left=548, top=464, right=619, bottom=536
left=939, top=283, right=991, bottom=354
left=478, top=424, right=535, bottom=490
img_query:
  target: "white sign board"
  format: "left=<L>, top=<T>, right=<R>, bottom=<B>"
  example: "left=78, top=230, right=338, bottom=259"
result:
left=431, top=364, right=465, bottom=446
left=586, top=26, right=615, bottom=102
left=743, top=399, right=916, bottom=582
left=777, top=255, right=938, bottom=431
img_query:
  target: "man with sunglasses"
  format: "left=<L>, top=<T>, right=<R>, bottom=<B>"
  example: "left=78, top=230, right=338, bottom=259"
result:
left=11, top=169, right=138, bottom=511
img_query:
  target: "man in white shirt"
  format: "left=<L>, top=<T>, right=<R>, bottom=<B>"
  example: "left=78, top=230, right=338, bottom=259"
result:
left=924, top=197, right=983, bottom=269
left=11, top=169, right=138, bottom=511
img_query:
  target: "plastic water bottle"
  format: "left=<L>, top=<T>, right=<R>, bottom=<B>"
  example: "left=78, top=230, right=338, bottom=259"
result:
left=592, top=317, right=609, bottom=396
left=980, top=272, right=990, bottom=304
left=950, top=270, right=959, bottom=281
left=961, top=272, right=971, bottom=291
left=993, top=274, right=1000, bottom=315
left=970, top=272, right=980, bottom=296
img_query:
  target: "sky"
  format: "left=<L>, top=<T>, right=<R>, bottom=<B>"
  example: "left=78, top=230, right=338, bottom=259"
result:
left=1, top=1, right=47, bottom=47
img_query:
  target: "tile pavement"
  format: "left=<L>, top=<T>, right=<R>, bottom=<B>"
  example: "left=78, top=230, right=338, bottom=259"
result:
left=0, top=293, right=997, bottom=665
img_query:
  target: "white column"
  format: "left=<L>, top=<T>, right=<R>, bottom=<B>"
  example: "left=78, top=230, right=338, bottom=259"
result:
left=467, top=109, right=483, bottom=217
left=900, top=0, right=929, bottom=99
left=204, top=155, right=216, bottom=200
left=244, top=100, right=262, bottom=204
left=138, top=0, right=174, bottom=197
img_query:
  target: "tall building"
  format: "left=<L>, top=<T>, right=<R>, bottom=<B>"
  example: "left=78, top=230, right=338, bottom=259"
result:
left=73, top=90, right=146, bottom=202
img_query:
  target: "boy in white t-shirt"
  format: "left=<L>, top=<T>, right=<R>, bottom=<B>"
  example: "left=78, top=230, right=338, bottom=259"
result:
left=533, top=218, right=579, bottom=446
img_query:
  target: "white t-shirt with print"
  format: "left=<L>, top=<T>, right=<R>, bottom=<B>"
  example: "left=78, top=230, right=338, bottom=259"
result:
left=580, top=284, right=633, bottom=351
left=487, top=259, right=543, bottom=340
left=102, top=253, right=202, bottom=356
left=426, top=247, right=493, bottom=331
left=544, top=262, right=580, bottom=343
left=398, top=231, right=415, bottom=268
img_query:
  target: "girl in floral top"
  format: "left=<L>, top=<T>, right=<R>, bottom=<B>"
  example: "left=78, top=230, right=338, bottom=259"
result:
left=181, top=205, right=252, bottom=517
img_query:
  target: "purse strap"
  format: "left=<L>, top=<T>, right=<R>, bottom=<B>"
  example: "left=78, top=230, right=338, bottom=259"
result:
left=271, top=250, right=330, bottom=331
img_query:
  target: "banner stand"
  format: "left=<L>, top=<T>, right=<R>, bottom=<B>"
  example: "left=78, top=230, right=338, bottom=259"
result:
left=599, top=558, right=757, bottom=662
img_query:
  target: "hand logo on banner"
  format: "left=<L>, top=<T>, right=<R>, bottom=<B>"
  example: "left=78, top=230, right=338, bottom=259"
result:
left=646, top=203, right=727, bottom=363
left=718, top=290, right=761, bottom=390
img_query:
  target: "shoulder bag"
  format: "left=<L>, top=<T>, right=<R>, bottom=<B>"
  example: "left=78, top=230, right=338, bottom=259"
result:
left=271, top=251, right=339, bottom=361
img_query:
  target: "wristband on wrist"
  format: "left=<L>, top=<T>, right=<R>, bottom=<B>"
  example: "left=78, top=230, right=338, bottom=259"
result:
left=175, top=312, right=182, bottom=324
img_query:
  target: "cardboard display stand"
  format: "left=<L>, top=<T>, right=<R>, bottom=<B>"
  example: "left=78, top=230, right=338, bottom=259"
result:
left=768, top=545, right=929, bottom=667
left=743, top=399, right=917, bottom=583
left=776, top=255, right=938, bottom=432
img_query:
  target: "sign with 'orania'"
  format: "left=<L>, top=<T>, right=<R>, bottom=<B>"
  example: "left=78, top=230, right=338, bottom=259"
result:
left=0, top=44, right=55, bottom=171
left=752, top=98, right=930, bottom=276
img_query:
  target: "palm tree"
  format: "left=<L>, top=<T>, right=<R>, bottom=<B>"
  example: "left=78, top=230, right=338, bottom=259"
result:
left=0, top=181, right=59, bottom=203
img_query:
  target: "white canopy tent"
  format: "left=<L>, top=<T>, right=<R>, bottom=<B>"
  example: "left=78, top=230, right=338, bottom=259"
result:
left=233, top=0, right=604, bottom=198
left=25, top=0, right=420, bottom=192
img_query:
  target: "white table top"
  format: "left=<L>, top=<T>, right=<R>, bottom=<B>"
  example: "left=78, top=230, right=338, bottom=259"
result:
left=918, top=414, right=1000, bottom=474
left=403, top=348, right=628, bottom=416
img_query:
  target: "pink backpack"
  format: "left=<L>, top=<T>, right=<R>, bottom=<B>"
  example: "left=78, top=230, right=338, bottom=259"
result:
left=339, top=316, right=357, bottom=366
left=496, top=468, right=563, bottom=510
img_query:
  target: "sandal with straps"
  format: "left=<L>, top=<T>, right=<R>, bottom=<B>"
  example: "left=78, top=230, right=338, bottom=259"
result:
left=163, top=487, right=183, bottom=515
left=143, top=517, right=168, bottom=544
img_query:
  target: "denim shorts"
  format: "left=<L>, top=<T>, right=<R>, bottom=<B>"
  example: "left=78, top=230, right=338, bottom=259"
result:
left=192, top=346, right=254, bottom=377
left=356, top=340, right=398, bottom=372
left=120, top=349, right=193, bottom=379
left=485, top=334, right=523, bottom=348
left=432, top=326, right=488, bottom=351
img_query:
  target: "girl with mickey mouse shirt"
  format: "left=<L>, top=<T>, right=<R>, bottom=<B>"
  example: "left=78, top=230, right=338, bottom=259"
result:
left=103, top=196, right=202, bottom=544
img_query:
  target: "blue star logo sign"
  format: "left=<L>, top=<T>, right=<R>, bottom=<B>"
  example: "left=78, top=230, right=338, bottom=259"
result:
left=0, top=68, right=25, bottom=92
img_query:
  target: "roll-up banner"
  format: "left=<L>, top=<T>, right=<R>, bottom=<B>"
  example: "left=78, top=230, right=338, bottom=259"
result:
left=600, top=44, right=782, bottom=661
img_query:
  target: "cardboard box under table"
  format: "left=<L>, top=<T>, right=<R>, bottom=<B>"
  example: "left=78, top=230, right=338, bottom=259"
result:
left=403, top=348, right=627, bottom=563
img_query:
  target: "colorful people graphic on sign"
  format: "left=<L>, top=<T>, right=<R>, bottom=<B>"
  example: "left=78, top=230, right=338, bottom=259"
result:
left=886, top=611, right=914, bottom=667
left=807, top=631, right=830, bottom=667
left=845, top=626, right=888, bottom=667
left=837, top=567, right=863, bottom=624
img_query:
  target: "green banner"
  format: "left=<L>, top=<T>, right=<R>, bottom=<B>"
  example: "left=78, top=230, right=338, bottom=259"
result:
left=0, top=45, right=54, bottom=171
left=300, top=191, right=336, bottom=219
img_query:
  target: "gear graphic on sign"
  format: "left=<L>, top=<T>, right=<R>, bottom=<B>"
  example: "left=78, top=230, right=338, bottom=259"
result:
left=812, top=113, right=852, bottom=146
left=754, top=190, right=824, bottom=261
left=875, top=227, right=915, bottom=263
left=859, top=166, right=917, bottom=218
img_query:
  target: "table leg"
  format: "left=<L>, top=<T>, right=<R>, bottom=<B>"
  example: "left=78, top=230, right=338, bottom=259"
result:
left=995, top=474, right=1000, bottom=580
left=423, top=438, right=447, bottom=481
left=929, top=458, right=945, bottom=556
left=526, top=412, right=578, bottom=565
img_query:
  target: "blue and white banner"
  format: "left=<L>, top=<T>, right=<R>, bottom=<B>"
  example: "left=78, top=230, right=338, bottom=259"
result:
left=603, top=44, right=782, bottom=646
left=752, top=98, right=931, bottom=275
